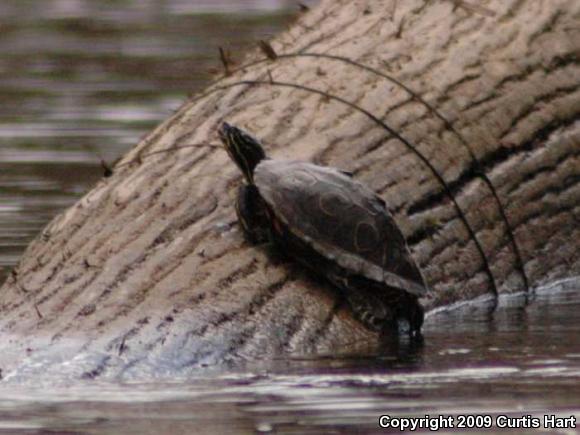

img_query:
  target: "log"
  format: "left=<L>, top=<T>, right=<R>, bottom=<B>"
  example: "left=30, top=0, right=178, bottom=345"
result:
left=0, top=0, right=578, bottom=379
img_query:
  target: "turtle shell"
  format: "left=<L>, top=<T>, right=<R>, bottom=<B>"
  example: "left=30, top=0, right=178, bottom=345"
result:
left=254, top=159, right=426, bottom=297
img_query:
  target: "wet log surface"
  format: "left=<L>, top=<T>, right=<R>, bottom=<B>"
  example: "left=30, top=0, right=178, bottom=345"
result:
left=0, top=0, right=578, bottom=379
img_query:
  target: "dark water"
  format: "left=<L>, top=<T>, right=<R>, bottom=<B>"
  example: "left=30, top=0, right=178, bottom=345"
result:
left=1, top=1, right=579, bottom=434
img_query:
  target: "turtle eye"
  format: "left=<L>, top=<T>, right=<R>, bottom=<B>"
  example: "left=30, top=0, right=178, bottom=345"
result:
left=218, top=122, right=236, bottom=143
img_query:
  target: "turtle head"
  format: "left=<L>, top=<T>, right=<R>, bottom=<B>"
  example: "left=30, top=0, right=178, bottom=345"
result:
left=218, top=122, right=266, bottom=183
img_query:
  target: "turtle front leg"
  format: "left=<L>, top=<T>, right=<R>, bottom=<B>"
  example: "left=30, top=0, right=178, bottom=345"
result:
left=236, top=184, right=271, bottom=245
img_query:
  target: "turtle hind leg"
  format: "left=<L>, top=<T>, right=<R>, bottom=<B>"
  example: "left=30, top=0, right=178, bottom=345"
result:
left=325, top=271, right=395, bottom=332
left=334, top=273, right=424, bottom=338
left=236, top=184, right=270, bottom=244
left=341, top=284, right=397, bottom=332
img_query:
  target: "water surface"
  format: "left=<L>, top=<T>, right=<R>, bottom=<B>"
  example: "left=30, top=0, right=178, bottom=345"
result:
left=0, top=279, right=578, bottom=434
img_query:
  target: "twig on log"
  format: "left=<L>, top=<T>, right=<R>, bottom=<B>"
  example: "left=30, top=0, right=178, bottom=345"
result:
left=218, top=47, right=232, bottom=76
left=451, top=0, right=496, bottom=17
left=259, top=40, right=278, bottom=60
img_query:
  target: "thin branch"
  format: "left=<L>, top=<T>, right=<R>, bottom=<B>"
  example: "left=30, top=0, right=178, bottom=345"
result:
left=195, top=49, right=528, bottom=293
left=193, top=78, right=500, bottom=296
left=112, top=143, right=222, bottom=171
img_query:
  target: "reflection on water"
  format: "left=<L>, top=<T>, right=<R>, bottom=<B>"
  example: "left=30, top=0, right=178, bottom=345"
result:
left=0, top=279, right=578, bottom=434
left=0, top=0, right=310, bottom=283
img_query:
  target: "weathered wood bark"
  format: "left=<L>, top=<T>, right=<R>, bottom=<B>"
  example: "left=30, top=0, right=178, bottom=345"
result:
left=1, top=0, right=578, bottom=379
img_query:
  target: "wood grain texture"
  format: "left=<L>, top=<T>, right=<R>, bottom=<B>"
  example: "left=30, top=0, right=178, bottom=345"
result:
left=0, top=0, right=578, bottom=379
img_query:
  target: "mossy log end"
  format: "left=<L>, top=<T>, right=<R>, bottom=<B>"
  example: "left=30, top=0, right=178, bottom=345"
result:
left=0, top=0, right=578, bottom=378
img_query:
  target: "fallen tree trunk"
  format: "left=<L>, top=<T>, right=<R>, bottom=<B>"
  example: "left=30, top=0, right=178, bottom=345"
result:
left=1, top=0, right=578, bottom=379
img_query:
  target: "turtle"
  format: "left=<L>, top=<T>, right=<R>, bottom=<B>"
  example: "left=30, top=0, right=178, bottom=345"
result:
left=218, top=122, right=427, bottom=337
